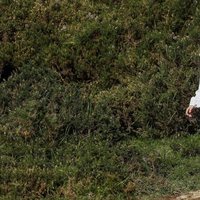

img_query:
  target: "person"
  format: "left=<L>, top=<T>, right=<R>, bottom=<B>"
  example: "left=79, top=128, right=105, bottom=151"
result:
left=186, top=80, right=200, bottom=118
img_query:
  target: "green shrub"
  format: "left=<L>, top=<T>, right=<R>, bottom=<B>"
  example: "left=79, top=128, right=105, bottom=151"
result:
left=0, top=0, right=200, bottom=139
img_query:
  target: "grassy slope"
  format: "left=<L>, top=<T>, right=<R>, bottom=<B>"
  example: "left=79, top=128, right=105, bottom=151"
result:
left=1, top=0, right=200, bottom=199
left=1, top=131, right=200, bottom=199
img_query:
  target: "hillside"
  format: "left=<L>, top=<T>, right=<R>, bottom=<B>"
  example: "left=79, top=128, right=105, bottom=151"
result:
left=0, top=0, right=200, bottom=199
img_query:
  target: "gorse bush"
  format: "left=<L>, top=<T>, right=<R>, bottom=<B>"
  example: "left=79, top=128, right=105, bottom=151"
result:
left=0, top=0, right=200, bottom=139
left=0, top=66, right=122, bottom=143
left=1, top=0, right=199, bottom=79
left=0, top=66, right=198, bottom=142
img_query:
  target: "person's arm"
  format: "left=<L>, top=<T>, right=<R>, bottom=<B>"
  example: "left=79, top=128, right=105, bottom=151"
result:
left=189, top=80, right=200, bottom=107
left=186, top=80, right=200, bottom=118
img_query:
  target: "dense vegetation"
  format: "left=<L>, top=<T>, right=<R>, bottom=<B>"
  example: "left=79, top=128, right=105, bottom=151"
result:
left=0, top=0, right=200, bottom=199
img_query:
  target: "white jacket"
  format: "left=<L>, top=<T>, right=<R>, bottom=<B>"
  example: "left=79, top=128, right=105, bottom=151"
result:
left=190, top=81, right=200, bottom=107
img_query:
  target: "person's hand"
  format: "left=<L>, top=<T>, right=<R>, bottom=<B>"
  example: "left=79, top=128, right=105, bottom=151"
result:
left=185, top=105, right=196, bottom=118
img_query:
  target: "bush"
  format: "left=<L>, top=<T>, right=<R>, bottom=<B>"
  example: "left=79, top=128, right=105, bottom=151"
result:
left=0, top=0, right=199, bottom=139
